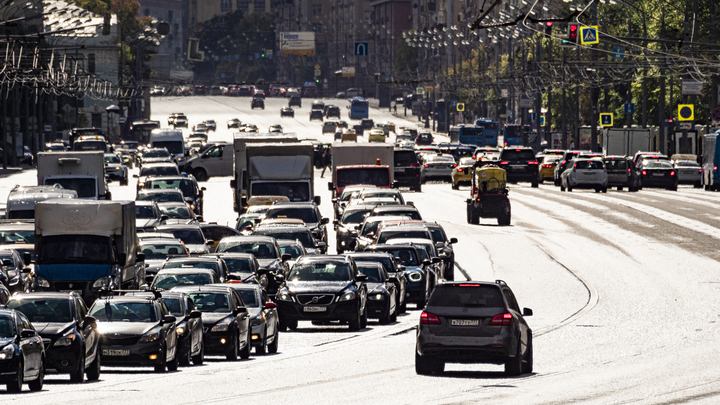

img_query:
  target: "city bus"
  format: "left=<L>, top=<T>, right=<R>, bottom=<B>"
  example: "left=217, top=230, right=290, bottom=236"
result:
left=475, top=118, right=500, bottom=145
left=449, top=124, right=499, bottom=147
left=129, top=120, right=160, bottom=144
left=503, top=124, right=530, bottom=147
left=349, top=97, right=369, bottom=120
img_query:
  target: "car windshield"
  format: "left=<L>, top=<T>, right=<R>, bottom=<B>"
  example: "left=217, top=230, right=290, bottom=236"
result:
left=0, top=230, right=34, bottom=245
left=288, top=262, right=352, bottom=282
left=0, top=316, right=14, bottom=337
left=251, top=183, right=310, bottom=202
left=574, top=160, right=604, bottom=170
left=38, top=235, right=111, bottom=264
left=279, top=244, right=304, bottom=259
left=139, top=166, right=179, bottom=177
left=265, top=208, right=318, bottom=223
left=236, top=290, right=259, bottom=307
left=161, top=298, right=183, bottom=317
left=104, top=155, right=121, bottom=164
left=357, top=264, right=383, bottom=282
left=165, top=229, right=205, bottom=245
left=428, top=285, right=505, bottom=307
left=377, top=230, right=429, bottom=244
left=164, top=261, right=219, bottom=272
left=144, top=149, right=170, bottom=158
left=217, top=242, right=277, bottom=259
left=341, top=209, right=371, bottom=224
left=136, top=205, right=157, bottom=219
left=140, top=243, right=186, bottom=260
left=89, top=301, right=157, bottom=322
left=352, top=256, right=394, bottom=274
left=152, top=273, right=213, bottom=289
left=254, top=230, right=314, bottom=248
left=152, top=141, right=183, bottom=154
left=138, top=192, right=184, bottom=203
left=159, top=204, right=193, bottom=219
left=428, top=228, right=446, bottom=244
left=222, top=257, right=254, bottom=274
left=146, top=180, right=195, bottom=198
left=186, top=292, right=231, bottom=313
left=360, top=191, right=402, bottom=201
left=373, top=210, right=421, bottom=220
left=381, top=248, right=419, bottom=266
left=7, top=299, right=73, bottom=323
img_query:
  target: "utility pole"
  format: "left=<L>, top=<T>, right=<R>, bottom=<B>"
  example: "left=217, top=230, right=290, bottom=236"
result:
left=562, top=48, right=567, bottom=149
left=545, top=22, right=553, bottom=143
left=535, top=28, right=542, bottom=145
left=590, top=1, right=599, bottom=152
left=574, top=46, right=580, bottom=149
left=626, top=15, right=633, bottom=127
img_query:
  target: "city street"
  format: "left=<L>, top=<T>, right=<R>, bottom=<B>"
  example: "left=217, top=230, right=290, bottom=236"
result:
left=3, top=96, right=720, bottom=404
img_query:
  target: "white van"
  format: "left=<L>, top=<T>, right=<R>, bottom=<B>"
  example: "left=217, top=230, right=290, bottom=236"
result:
left=150, top=129, right=186, bottom=170
left=6, top=184, right=78, bottom=219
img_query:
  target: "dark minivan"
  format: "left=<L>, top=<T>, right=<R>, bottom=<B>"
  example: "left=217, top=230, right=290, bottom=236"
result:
left=603, top=156, right=640, bottom=191
left=394, top=149, right=422, bottom=192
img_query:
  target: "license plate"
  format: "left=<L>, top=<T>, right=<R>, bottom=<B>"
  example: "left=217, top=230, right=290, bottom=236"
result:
left=102, top=349, right=130, bottom=356
left=395, top=168, right=406, bottom=173
left=510, top=165, right=524, bottom=171
left=451, top=319, right=479, bottom=326
left=303, top=306, right=327, bottom=312
left=653, top=172, right=665, bottom=177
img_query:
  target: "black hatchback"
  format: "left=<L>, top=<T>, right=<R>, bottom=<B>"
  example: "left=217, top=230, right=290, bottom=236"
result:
left=496, top=148, right=539, bottom=187
left=639, top=160, right=678, bottom=190
left=7, top=292, right=100, bottom=382
left=415, top=280, right=533, bottom=376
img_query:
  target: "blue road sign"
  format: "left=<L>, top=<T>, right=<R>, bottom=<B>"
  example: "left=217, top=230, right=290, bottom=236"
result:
left=530, top=112, right=537, bottom=122
left=624, top=103, right=635, bottom=114
left=539, top=116, right=545, bottom=126
left=600, top=113, right=613, bottom=126
left=613, top=47, right=625, bottom=59
left=451, top=100, right=457, bottom=107
left=355, top=42, right=369, bottom=56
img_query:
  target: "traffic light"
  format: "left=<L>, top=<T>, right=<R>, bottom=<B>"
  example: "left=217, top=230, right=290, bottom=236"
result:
left=568, top=24, right=578, bottom=42
left=261, top=52, right=265, bottom=57
left=545, top=21, right=553, bottom=36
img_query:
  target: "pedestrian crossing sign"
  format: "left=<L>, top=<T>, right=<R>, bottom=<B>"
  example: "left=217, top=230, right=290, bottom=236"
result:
left=600, top=113, right=613, bottom=127
left=580, top=26, right=599, bottom=45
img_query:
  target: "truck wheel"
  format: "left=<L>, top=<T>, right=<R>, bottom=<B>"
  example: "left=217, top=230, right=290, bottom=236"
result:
left=193, top=168, right=208, bottom=182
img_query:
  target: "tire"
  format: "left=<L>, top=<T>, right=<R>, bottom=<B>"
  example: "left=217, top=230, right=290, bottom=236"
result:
left=256, top=329, right=267, bottom=354
left=154, top=345, right=167, bottom=372
left=167, top=348, right=179, bottom=371
left=567, top=186, right=573, bottom=192
left=348, top=304, right=362, bottom=331
left=178, top=343, right=191, bottom=367
left=504, top=340, right=523, bottom=376
left=286, top=319, right=298, bottom=331
left=531, top=181, right=538, bottom=188
left=522, top=334, right=534, bottom=374
left=239, top=331, right=251, bottom=360
left=498, top=212, right=511, bottom=226
left=399, top=299, right=407, bottom=314
left=267, top=328, right=279, bottom=354
left=360, top=307, right=368, bottom=329
left=379, top=309, right=391, bottom=325
left=415, top=352, right=434, bottom=375
left=560, top=185, right=565, bottom=192
left=28, top=359, right=43, bottom=391
left=470, top=207, right=480, bottom=225
left=226, top=332, right=239, bottom=361
left=192, top=344, right=204, bottom=366
left=70, top=351, right=85, bottom=382
left=602, top=188, right=607, bottom=193
left=451, top=183, right=458, bottom=190
left=193, top=168, right=208, bottom=182
left=6, top=361, right=23, bottom=393
left=413, top=184, right=422, bottom=192
left=86, top=351, right=100, bottom=381
left=120, top=177, right=128, bottom=186
left=390, top=305, right=398, bottom=323
left=694, top=182, right=702, bottom=188
left=594, top=188, right=600, bottom=193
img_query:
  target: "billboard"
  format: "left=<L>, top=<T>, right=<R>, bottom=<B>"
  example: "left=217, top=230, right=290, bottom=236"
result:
left=280, top=32, right=315, bottom=56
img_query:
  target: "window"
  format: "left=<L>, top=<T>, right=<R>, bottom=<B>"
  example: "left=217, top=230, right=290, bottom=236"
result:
left=91, top=113, right=102, bottom=129
left=168, top=10, right=174, bottom=22
left=87, top=53, right=95, bottom=74
left=312, top=4, right=322, bottom=15
left=237, top=0, right=248, bottom=8
left=312, top=23, right=323, bottom=34
left=253, top=0, right=264, bottom=11
left=221, top=0, right=232, bottom=12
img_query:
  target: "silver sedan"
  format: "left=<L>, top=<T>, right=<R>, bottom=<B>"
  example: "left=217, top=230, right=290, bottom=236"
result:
left=420, top=154, right=457, bottom=182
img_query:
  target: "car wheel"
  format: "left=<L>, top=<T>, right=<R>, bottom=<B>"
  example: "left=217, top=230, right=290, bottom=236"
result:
left=192, top=343, right=204, bottom=365
left=348, top=306, right=362, bottom=331
left=522, top=334, right=534, bottom=374
left=7, top=361, right=23, bottom=393
left=193, top=168, right=208, bottom=182
left=154, top=345, right=168, bottom=372
left=504, top=339, right=523, bottom=376
left=360, top=307, right=368, bottom=329
left=413, top=184, right=422, bottom=192
left=167, top=348, right=179, bottom=371
left=390, top=304, right=398, bottom=323
left=70, top=349, right=86, bottom=382
left=86, top=351, right=100, bottom=381
left=415, top=352, right=434, bottom=375
left=240, top=331, right=251, bottom=359
left=399, top=298, right=407, bottom=314
left=226, top=332, right=239, bottom=361
left=379, top=308, right=391, bottom=324
left=256, top=328, right=267, bottom=355
left=531, top=181, right=539, bottom=188
left=567, top=186, right=573, bottom=192
left=28, top=359, right=43, bottom=391
left=602, top=187, right=607, bottom=193
left=268, top=327, right=279, bottom=354
left=451, top=182, right=459, bottom=190
left=178, top=343, right=191, bottom=367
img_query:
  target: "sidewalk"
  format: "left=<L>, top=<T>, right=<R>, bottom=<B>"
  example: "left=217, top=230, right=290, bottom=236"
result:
left=0, top=167, right=26, bottom=179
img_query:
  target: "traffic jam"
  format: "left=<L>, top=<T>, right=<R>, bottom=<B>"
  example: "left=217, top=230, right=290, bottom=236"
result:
left=1, top=92, right=719, bottom=393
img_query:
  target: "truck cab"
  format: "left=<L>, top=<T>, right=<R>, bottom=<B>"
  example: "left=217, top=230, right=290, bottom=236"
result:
left=328, top=144, right=394, bottom=198
left=37, top=151, right=110, bottom=200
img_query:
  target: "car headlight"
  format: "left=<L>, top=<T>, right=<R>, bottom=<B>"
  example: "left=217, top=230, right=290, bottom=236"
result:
left=92, top=276, right=109, bottom=289
left=54, top=332, right=76, bottom=347
left=114, top=166, right=121, bottom=170
left=177, top=157, right=184, bottom=163
left=176, top=326, right=185, bottom=336
left=211, top=323, right=229, bottom=332
left=138, top=182, right=145, bottom=188
left=339, top=291, right=356, bottom=302
left=276, top=290, right=293, bottom=302
left=369, top=293, right=385, bottom=300
left=37, top=276, right=50, bottom=288
left=250, top=318, right=262, bottom=327
left=0, top=344, right=14, bottom=360
left=408, top=272, right=422, bottom=282
left=139, top=332, right=160, bottom=342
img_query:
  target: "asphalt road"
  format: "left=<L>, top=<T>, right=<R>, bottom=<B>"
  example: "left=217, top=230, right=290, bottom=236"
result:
left=3, top=96, right=720, bottom=404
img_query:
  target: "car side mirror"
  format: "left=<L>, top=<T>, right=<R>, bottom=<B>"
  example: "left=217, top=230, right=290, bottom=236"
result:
left=356, top=274, right=368, bottom=282
left=189, top=310, right=202, bottom=319
left=234, top=307, right=247, bottom=315
left=340, top=202, right=346, bottom=208
left=206, top=240, right=214, bottom=245
left=117, top=253, right=127, bottom=266
left=161, top=215, right=169, bottom=221
left=20, top=329, right=36, bottom=338
left=328, top=182, right=335, bottom=191
left=431, top=257, right=442, bottom=264
left=281, top=254, right=291, bottom=262
left=83, top=316, right=97, bottom=328
left=450, top=237, right=458, bottom=244
left=523, top=308, right=533, bottom=316
left=422, top=259, right=431, bottom=266
left=136, top=253, right=146, bottom=262
left=350, top=231, right=358, bottom=238
left=321, top=217, right=329, bottom=225
left=332, top=219, right=339, bottom=226
left=317, top=242, right=327, bottom=248
left=162, top=315, right=177, bottom=324
left=133, top=174, right=139, bottom=178
left=264, top=302, right=276, bottom=309
left=314, top=196, right=322, bottom=205
left=331, top=198, right=338, bottom=204
left=23, top=252, right=32, bottom=266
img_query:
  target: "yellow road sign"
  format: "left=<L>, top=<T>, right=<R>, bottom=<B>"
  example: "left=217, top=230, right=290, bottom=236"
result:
left=456, top=103, right=465, bottom=112
left=678, top=104, right=694, bottom=121
left=580, top=26, right=599, bottom=45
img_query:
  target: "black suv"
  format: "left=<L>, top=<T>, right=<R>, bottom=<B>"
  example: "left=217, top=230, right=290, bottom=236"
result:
left=496, top=147, right=539, bottom=187
left=309, top=110, right=324, bottom=121
left=275, top=255, right=368, bottom=331
left=394, top=149, right=422, bottom=192
left=325, top=105, right=340, bottom=118
left=7, top=292, right=100, bottom=382
left=264, top=202, right=329, bottom=246
left=251, top=97, right=265, bottom=109
left=139, top=176, right=206, bottom=218
left=415, top=280, right=533, bottom=376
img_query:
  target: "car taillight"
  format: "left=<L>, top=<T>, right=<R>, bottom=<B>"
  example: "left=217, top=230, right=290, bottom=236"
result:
left=420, top=312, right=440, bottom=324
left=423, top=164, right=429, bottom=168
left=500, top=161, right=509, bottom=165
left=628, top=168, right=631, bottom=172
left=458, top=284, right=480, bottom=287
left=471, top=186, right=477, bottom=194
left=528, top=160, right=538, bottom=165
left=457, top=167, right=464, bottom=172
left=472, top=155, right=477, bottom=159
left=452, top=164, right=457, bottom=167
left=642, top=170, right=647, bottom=175
left=670, top=171, right=675, bottom=176
left=489, top=313, right=512, bottom=326
left=699, top=169, right=703, bottom=173
left=410, top=163, right=420, bottom=167
left=715, top=166, right=718, bottom=171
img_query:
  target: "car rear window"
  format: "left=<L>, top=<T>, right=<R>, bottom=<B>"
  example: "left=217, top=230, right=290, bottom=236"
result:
left=500, top=149, right=536, bottom=161
left=574, top=160, right=604, bottom=170
left=394, top=151, right=418, bottom=166
left=428, top=285, right=505, bottom=307
left=603, top=159, right=627, bottom=170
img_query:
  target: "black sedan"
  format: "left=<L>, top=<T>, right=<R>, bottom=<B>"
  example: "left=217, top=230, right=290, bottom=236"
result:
left=355, top=262, right=397, bottom=324
left=88, top=294, right=179, bottom=372
left=7, top=292, right=100, bottom=382
left=366, top=244, right=433, bottom=308
left=639, top=160, right=678, bottom=190
left=345, top=251, right=407, bottom=314
left=275, top=255, right=368, bottom=331
left=280, top=107, right=295, bottom=117
left=0, top=309, right=44, bottom=392
left=172, top=286, right=251, bottom=361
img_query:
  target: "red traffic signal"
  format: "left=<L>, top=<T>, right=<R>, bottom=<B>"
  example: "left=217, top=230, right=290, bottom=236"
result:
left=545, top=21, right=553, bottom=27
left=568, top=24, right=578, bottom=41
